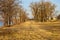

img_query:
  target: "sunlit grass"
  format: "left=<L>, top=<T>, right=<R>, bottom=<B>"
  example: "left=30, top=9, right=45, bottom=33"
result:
left=0, top=21, right=60, bottom=40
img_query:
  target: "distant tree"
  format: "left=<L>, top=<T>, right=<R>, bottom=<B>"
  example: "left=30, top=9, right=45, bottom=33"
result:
left=57, top=15, right=60, bottom=19
left=19, top=9, right=27, bottom=23
left=30, top=1, right=56, bottom=22
left=13, top=7, right=27, bottom=24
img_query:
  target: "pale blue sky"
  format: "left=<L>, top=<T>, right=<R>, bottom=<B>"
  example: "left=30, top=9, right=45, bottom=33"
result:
left=0, top=0, right=60, bottom=26
left=22, top=0, right=60, bottom=10
left=22, top=0, right=40, bottom=18
left=21, top=0, right=60, bottom=18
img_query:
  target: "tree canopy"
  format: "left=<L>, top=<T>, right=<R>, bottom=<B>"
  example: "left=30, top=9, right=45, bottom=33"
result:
left=30, top=1, right=56, bottom=22
left=0, top=0, right=27, bottom=27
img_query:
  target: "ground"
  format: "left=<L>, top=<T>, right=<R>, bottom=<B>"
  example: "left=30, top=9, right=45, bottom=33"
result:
left=0, top=21, right=60, bottom=40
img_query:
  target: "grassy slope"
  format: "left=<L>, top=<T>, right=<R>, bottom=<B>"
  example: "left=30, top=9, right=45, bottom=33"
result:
left=0, top=21, right=60, bottom=40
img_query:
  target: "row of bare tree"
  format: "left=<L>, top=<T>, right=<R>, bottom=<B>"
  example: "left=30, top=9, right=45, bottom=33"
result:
left=30, top=1, right=56, bottom=22
left=0, top=0, right=57, bottom=27
left=0, top=0, right=27, bottom=27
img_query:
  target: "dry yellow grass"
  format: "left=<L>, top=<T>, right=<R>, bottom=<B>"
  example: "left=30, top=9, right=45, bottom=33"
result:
left=0, top=21, right=60, bottom=40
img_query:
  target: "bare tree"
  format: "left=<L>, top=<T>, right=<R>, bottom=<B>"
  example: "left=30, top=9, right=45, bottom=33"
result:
left=57, top=15, right=60, bottom=20
left=0, top=0, right=24, bottom=27
left=13, top=7, right=27, bottom=24
left=30, top=1, right=56, bottom=22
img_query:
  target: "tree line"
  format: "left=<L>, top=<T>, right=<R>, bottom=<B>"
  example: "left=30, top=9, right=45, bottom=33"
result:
left=0, top=0, right=59, bottom=27
left=30, top=0, right=56, bottom=22
left=0, top=0, right=27, bottom=27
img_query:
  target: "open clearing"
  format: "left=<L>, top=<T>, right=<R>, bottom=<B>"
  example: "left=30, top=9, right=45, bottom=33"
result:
left=0, top=21, right=60, bottom=40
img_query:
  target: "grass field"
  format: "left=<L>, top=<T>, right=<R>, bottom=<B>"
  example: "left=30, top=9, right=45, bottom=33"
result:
left=0, top=21, right=60, bottom=40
